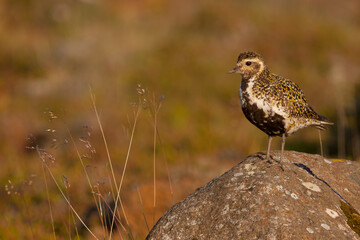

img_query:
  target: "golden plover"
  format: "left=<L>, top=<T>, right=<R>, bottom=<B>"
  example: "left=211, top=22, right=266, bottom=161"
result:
left=229, top=51, right=333, bottom=161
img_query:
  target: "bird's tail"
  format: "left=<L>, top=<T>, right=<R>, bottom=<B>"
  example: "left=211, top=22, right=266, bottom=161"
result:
left=311, top=114, right=334, bottom=131
left=306, top=105, right=333, bottom=130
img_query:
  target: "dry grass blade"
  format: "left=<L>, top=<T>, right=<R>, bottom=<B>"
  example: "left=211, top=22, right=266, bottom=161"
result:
left=318, top=130, right=324, bottom=157
left=90, top=88, right=135, bottom=239
left=136, top=183, right=149, bottom=232
left=36, top=148, right=99, bottom=240
left=157, top=128, right=174, bottom=204
left=89, top=88, right=118, bottom=192
left=41, top=164, right=56, bottom=240
left=152, top=97, right=158, bottom=225
left=109, top=102, right=141, bottom=239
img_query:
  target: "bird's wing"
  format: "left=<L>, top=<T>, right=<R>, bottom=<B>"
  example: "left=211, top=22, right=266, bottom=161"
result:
left=271, top=75, right=321, bottom=120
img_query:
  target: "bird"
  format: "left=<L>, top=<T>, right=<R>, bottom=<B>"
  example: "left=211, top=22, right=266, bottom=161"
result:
left=229, top=51, right=333, bottom=161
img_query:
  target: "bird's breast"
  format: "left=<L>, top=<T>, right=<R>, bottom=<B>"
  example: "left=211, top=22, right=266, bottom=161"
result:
left=239, top=78, right=288, bottom=136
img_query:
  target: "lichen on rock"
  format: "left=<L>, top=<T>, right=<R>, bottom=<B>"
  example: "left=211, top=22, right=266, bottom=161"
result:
left=147, top=151, right=360, bottom=240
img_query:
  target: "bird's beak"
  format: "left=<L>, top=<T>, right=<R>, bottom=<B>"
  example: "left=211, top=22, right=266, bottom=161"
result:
left=228, top=66, right=239, bottom=74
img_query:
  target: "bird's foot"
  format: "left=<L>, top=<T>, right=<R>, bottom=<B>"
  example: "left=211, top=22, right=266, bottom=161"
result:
left=253, top=152, right=266, bottom=160
left=265, top=156, right=284, bottom=171
left=255, top=152, right=284, bottom=171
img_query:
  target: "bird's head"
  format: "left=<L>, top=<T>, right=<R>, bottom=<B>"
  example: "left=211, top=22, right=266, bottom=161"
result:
left=229, top=51, right=267, bottom=80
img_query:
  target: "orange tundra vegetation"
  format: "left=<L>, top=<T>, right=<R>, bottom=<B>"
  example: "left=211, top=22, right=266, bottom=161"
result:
left=0, top=0, right=359, bottom=239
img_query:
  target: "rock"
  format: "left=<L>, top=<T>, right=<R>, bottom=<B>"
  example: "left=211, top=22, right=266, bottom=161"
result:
left=146, top=151, right=360, bottom=240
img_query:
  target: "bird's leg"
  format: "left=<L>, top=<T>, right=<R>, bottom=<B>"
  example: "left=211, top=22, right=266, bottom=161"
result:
left=281, top=133, right=286, bottom=160
left=266, top=135, right=272, bottom=162
left=318, top=130, right=323, bottom=157
left=265, top=135, right=284, bottom=171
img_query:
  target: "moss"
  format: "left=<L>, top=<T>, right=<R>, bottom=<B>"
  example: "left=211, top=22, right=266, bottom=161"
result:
left=340, top=200, right=360, bottom=237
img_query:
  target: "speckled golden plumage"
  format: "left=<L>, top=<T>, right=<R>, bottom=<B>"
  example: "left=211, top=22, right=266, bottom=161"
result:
left=229, top=51, right=333, bottom=161
left=253, top=73, right=322, bottom=120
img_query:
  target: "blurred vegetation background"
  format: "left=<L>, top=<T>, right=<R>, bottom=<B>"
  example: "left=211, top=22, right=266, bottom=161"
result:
left=1, top=0, right=359, bottom=239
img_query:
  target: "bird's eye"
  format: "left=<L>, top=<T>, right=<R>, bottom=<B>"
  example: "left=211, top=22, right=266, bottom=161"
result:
left=245, top=61, right=252, bottom=66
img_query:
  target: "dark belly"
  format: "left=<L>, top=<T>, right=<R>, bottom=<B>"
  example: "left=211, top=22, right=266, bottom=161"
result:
left=242, top=102, right=286, bottom=136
